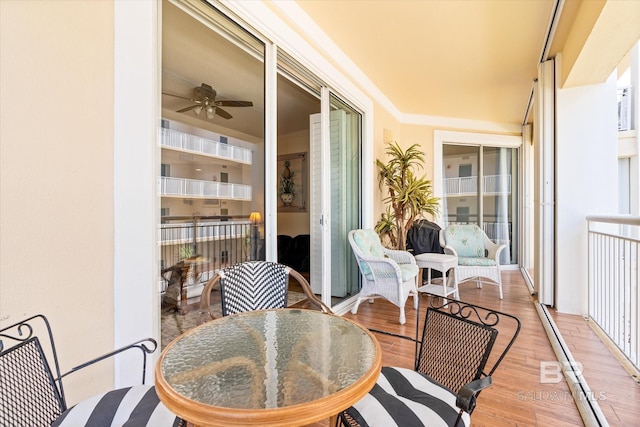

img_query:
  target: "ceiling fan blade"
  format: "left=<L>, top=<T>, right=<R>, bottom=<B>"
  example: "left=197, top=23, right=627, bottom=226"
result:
left=176, top=104, right=201, bottom=113
left=162, top=92, right=193, bottom=101
left=215, top=100, right=253, bottom=107
left=215, top=107, right=233, bottom=120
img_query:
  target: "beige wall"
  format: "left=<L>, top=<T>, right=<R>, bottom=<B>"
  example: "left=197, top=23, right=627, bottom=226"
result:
left=0, top=1, right=115, bottom=403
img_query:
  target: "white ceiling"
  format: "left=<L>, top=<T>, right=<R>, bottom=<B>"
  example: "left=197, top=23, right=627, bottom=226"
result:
left=162, top=0, right=558, bottom=137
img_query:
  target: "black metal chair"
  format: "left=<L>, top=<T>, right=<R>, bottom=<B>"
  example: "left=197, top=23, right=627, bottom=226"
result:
left=0, top=314, right=184, bottom=427
left=199, top=260, right=331, bottom=321
left=339, top=295, right=521, bottom=427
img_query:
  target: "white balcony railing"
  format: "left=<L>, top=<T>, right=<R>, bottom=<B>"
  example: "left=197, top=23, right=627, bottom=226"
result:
left=444, top=174, right=511, bottom=196
left=159, top=219, right=251, bottom=246
left=160, top=176, right=252, bottom=200
left=587, top=215, right=640, bottom=372
left=160, top=128, right=252, bottom=164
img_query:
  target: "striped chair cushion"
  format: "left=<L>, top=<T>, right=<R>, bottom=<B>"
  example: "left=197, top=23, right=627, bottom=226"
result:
left=52, top=385, right=182, bottom=427
left=344, top=367, right=470, bottom=427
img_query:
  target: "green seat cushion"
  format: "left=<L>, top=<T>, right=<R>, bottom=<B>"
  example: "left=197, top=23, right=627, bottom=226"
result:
left=444, top=224, right=484, bottom=258
left=353, top=230, right=386, bottom=276
left=458, top=257, right=496, bottom=267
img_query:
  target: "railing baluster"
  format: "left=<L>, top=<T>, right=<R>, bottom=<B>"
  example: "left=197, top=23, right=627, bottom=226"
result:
left=587, top=215, right=640, bottom=372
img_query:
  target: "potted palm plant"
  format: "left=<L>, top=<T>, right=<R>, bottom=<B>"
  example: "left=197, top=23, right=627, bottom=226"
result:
left=376, top=141, right=439, bottom=250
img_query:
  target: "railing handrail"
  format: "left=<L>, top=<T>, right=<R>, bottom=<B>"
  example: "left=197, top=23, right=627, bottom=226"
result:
left=443, top=174, right=512, bottom=195
left=586, top=214, right=640, bottom=226
left=159, top=219, right=250, bottom=228
left=160, top=176, right=252, bottom=200
left=160, top=127, right=252, bottom=164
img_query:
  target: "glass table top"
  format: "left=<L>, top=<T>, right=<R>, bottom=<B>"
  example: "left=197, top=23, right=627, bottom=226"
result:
left=159, top=309, right=379, bottom=410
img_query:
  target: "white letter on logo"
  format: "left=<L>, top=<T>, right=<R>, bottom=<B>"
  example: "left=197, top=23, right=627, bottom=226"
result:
left=540, top=361, right=563, bottom=384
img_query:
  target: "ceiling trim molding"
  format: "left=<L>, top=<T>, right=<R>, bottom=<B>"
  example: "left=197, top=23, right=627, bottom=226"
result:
left=401, top=113, right=522, bottom=134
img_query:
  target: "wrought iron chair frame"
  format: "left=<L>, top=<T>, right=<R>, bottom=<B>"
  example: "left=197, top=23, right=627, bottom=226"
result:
left=339, top=294, right=521, bottom=427
left=0, top=314, right=176, bottom=426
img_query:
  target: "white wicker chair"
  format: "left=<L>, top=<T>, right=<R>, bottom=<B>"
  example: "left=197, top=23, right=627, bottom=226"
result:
left=348, top=229, right=419, bottom=325
left=440, top=224, right=506, bottom=299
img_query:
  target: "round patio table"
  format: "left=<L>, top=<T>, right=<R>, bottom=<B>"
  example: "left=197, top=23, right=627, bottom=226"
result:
left=155, top=309, right=381, bottom=427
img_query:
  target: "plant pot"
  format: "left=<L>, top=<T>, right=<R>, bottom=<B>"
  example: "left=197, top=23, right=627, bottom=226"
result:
left=280, top=192, right=294, bottom=206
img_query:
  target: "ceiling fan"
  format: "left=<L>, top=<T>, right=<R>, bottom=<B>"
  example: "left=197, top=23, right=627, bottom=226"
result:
left=162, top=83, right=253, bottom=120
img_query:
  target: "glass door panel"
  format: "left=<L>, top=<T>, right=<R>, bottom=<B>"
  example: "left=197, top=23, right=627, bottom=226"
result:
left=275, top=58, right=321, bottom=298
left=482, top=147, right=518, bottom=265
left=160, top=1, right=265, bottom=325
left=442, top=145, right=479, bottom=226
left=442, top=144, right=518, bottom=266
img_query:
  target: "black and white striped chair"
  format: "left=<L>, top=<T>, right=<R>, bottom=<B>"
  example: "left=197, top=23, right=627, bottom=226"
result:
left=0, top=314, right=184, bottom=427
left=340, top=296, right=521, bottom=427
left=199, top=261, right=331, bottom=321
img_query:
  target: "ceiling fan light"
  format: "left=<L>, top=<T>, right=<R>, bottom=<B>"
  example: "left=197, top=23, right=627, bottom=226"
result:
left=206, top=106, right=215, bottom=119
left=193, top=106, right=203, bottom=116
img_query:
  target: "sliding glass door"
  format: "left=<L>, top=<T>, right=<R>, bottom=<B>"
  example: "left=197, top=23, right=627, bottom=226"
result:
left=442, top=144, right=518, bottom=265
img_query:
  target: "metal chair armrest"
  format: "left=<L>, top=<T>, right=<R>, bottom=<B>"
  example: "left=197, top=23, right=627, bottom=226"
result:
left=59, top=338, right=158, bottom=385
left=456, top=376, right=493, bottom=414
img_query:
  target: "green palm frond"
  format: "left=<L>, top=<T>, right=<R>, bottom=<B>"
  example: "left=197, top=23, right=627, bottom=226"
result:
left=375, top=141, right=439, bottom=249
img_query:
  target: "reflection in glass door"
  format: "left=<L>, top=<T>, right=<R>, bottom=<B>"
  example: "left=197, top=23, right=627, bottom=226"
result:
left=328, top=94, right=361, bottom=300
left=482, top=147, right=517, bottom=265
left=442, top=144, right=518, bottom=265
left=442, top=145, right=479, bottom=225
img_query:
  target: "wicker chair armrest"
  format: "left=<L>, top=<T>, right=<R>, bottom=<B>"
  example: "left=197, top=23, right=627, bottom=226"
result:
left=199, top=275, right=222, bottom=324
left=287, top=268, right=332, bottom=314
left=483, top=237, right=506, bottom=261
left=359, top=256, right=404, bottom=280
left=382, top=248, right=416, bottom=265
left=443, top=244, right=459, bottom=257
left=456, top=376, right=493, bottom=414
left=59, top=338, right=158, bottom=385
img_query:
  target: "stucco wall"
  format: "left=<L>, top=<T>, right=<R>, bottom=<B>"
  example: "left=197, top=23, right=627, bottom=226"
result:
left=0, top=0, right=115, bottom=403
left=555, top=66, right=619, bottom=315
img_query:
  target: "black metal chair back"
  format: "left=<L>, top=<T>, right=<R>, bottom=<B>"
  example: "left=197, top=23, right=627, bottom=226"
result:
left=339, top=297, right=520, bottom=427
left=0, top=315, right=65, bottom=426
left=0, top=314, right=170, bottom=427
left=417, top=308, right=497, bottom=394
left=417, top=296, right=520, bottom=394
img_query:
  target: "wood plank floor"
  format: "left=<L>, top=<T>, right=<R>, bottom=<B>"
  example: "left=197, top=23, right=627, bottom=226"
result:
left=303, top=269, right=640, bottom=426
left=550, top=310, right=640, bottom=425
